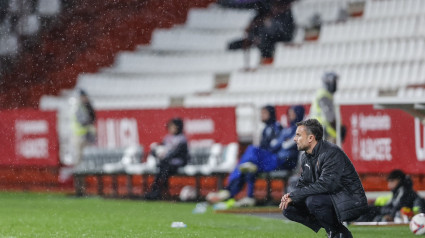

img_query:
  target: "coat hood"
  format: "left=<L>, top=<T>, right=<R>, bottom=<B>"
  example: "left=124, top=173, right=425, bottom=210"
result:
left=289, top=105, right=305, bottom=126
left=263, top=105, right=277, bottom=125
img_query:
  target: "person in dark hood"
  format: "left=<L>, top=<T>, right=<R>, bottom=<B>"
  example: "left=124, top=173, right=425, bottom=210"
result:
left=260, top=105, right=282, bottom=150
left=357, top=169, right=421, bottom=222
left=206, top=105, right=305, bottom=209
left=144, top=118, right=190, bottom=200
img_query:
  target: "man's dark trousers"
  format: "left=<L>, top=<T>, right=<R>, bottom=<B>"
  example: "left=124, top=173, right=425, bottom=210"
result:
left=283, top=194, right=344, bottom=233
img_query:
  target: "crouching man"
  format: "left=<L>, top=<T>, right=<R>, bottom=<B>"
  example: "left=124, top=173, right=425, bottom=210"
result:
left=279, top=119, right=367, bottom=238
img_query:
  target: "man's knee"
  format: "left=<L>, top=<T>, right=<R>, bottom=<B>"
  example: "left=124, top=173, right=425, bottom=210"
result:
left=283, top=206, right=297, bottom=220
left=305, top=195, right=333, bottom=213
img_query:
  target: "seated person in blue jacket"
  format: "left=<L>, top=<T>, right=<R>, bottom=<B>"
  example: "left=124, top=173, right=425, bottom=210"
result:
left=144, top=118, right=190, bottom=200
left=207, top=105, right=305, bottom=209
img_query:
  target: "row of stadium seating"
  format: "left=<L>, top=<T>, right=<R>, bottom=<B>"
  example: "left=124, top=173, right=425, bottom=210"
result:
left=363, top=0, right=425, bottom=19
left=320, top=15, right=425, bottom=42
left=67, top=59, right=424, bottom=106
left=95, top=38, right=424, bottom=76
left=276, top=38, right=424, bottom=67
left=109, top=50, right=260, bottom=74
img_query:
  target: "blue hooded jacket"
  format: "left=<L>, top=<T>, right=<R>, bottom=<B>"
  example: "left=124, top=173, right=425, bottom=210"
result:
left=270, top=105, right=305, bottom=169
left=260, top=105, right=283, bottom=151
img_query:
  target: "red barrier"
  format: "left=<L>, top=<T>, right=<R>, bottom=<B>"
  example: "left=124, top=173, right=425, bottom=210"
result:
left=0, top=110, right=59, bottom=166
left=341, top=105, right=425, bottom=175
left=276, top=104, right=425, bottom=175
left=95, top=107, right=237, bottom=150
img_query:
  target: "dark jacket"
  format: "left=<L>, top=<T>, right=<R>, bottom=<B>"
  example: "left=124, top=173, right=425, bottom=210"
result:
left=152, top=134, right=190, bottom=167
left=381, top=176, right=419, bottom=218
left=260, top=105, right=282, bottom=151
left=290, top=140, right=368, bottom=222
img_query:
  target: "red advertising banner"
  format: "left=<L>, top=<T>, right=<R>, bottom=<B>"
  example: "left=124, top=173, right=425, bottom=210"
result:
left=95, top=107, right=237, bottom=150
left=0, top=110, right=59, bottom=166
left=341, top=105, right=425, bottom=174
left=276, top=104, right=425, bottom=174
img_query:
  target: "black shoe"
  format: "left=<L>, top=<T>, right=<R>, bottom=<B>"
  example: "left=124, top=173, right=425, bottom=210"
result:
left=143, top=190, right=160, bottom=200
left=228, top=39, right=252, bottom=50
left=338, top=224, right=353, bottom=238
left=327, top=226, right=353, bottom=238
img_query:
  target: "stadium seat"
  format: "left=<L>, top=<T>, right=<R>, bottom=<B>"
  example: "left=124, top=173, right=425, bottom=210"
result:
left=77, top=73, right=215, bottom=97
left=291, top=0, right=348, bottom=27
left=319, top=16, right=418, bottom=42
left=151, top=28, right=244, bottom=52
left=102, top=145, right=144, bottom=174
left=363, top=0, right=425, bottom=19
left=110, top=50, right=260, bottom=74
left=185, top=5, right=255, bottom=30
left=36, top=0, right=61, bottom=16
left=0, top=34, right=18, bottom=55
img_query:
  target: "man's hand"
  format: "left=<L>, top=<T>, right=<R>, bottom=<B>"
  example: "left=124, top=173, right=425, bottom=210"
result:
left=279, top=193, right=292, bottom=210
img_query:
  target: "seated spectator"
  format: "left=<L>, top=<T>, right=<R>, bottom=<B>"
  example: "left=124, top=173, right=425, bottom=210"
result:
left=207, top=105, right=305, bottom=209
left=356, top=169, right=425, bottom=222
left=227, top=0, right=295, bottom=64
left=144, top=118, right=190, bottom=200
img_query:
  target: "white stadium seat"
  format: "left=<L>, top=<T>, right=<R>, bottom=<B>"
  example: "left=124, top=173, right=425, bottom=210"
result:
left=151, top=28, right=245, bottom=52
left=186, top=6, right=255, bottom=30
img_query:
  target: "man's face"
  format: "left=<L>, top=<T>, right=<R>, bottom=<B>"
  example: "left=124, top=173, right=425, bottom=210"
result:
left=387, top=179, right=400, bottom=190
left=168, top=123, right=178, bottom=135
left=288, top=108, right=296, bottom=122
left=261, top=109, right=270, bottom=123
left=294, top=125, right=311, bottom=151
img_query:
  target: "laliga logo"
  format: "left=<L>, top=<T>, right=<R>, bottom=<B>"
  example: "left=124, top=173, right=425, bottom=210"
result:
left=414, top=118, right=425, bottom=161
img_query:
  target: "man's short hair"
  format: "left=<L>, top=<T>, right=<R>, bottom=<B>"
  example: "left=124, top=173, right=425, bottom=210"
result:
left=296, top=119, right=323, bottom=141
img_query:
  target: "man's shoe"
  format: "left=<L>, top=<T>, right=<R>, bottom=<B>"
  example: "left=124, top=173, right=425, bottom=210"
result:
left=143, top=190, right=161, bottom=200
left=327, top=226, right=353, bottom=238
left=337, top=224, right=353, bottom=238
left=206, top=190, right=230, bottom=204
left=213, top=198, right=236, bottom=210
left=238, top=162, right=258, bottom=173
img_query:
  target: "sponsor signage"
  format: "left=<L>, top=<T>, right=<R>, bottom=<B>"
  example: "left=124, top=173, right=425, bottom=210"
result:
left=276, top=104, right=425, bottom=174
left=341, top=105, right=425, bottom=174
left=0, top=110, right=58, bottom=166
left=95, top=107, right=237, bottom=150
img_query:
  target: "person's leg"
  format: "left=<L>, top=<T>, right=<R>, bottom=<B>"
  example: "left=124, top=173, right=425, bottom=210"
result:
left=146, top=160, right=174, bottom=199
left=283, top=203, right=322, bottom=233
left=305, top=195, right=352, bottom=237
left=226, top=173, right=246, bottom=198
left=257, top=37, right=274, bottom=59
left=245, top=172, right=257, bottom=198
left=238, top=145, right=260, bottom=164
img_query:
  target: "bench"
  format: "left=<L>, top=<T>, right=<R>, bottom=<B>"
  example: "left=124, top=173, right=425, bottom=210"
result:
left=73, top=145, right=143, bottom=196
left=124, top=142, right=239, bottom=200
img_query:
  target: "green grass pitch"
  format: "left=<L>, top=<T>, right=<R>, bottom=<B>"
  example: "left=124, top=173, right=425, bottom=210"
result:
left=0, top=192, right=415, bottom=237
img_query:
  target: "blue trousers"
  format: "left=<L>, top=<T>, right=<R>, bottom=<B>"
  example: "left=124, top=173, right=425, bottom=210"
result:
left=226, top=145, right=294, bottom=198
